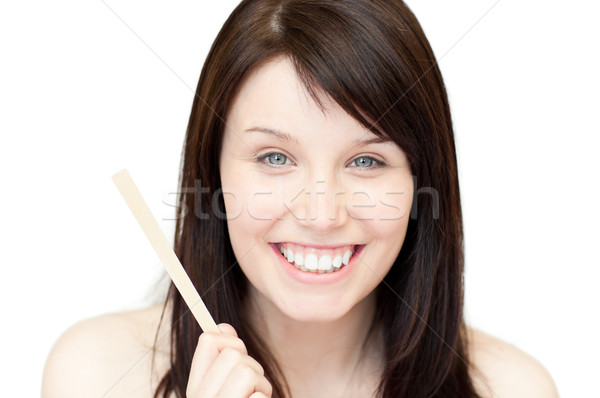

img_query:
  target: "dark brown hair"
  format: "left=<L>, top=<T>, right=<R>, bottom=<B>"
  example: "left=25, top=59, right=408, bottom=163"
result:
left=153, top=0, right=482, bottom=396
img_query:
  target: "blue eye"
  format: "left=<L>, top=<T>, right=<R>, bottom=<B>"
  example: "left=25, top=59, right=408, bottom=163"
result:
left=349, top=156, right=383, bottom=168
left=256, top=152, right=384, bottom=170
left=258, top=152, right=291, bottom=167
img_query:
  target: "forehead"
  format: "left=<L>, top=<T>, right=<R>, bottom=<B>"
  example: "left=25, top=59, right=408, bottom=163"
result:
left=225, top=57, right=373, bottom=142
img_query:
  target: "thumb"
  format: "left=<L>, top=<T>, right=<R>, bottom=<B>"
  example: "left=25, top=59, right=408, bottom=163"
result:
left=217, top=322, right=238, bottom=337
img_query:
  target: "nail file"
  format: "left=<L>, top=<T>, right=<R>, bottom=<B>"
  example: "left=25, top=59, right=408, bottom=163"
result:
left=111, top=168, right=219, bottom=333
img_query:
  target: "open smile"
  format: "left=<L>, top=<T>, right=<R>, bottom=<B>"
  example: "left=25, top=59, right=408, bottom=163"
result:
left=267, top=242, right=366, bottom=285
left=275, top=242, right=365, bottom=273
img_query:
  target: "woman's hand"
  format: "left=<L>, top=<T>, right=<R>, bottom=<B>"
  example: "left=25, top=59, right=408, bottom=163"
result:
left=186, top=323, right=273, bottom=398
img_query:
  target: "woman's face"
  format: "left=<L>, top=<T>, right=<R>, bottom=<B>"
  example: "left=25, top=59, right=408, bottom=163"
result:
left=219, top=57, right=413, bottom=322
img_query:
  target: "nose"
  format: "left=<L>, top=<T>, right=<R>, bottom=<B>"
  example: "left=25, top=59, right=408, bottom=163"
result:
left=290, top=175, right=348, bottom=233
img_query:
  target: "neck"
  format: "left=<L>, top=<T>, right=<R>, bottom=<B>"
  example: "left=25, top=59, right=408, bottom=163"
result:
left=245, top=287, right=383, bottom=396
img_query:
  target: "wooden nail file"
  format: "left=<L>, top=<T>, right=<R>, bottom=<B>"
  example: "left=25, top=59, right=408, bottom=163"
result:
left=111, top=169, right=219, bottom=333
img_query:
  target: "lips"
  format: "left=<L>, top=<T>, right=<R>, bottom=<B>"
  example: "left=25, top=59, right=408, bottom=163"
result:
left=269, top=242, right=366, bottom=285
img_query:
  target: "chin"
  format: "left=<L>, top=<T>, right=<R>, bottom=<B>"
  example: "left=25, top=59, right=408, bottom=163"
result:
left=277, top=295, right=352, bottom=323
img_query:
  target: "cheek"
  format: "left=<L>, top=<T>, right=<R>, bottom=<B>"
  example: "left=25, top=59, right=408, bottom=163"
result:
left=220, top=170, right=285, bottom=243
left=346, top=179, right=413, bottom=224
left=241, top=177, right=287, bottom=222
left=223, top=172, right=304, bottom=224
left=347, top=177, right=413, bottom=261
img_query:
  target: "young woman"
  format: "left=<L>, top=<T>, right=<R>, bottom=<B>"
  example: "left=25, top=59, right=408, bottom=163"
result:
left=42, top=1, right=558, bottom=397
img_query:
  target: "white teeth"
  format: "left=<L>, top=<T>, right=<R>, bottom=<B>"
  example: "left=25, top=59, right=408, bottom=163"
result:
left=317, top=255, right=332, bottom=271
left=342, top=250, right=351, bottom=266
left=304, top=253, right=318, bottom=271
left=333, top=255, right=343, bottom=269
left=278, top=243, right=357, bottom=273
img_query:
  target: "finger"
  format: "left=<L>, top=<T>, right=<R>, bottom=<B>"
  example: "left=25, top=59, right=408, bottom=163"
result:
left=217, top=322, right=238, bottom=337
left=216, top=363, right=273, bottom=398
left=196, top=347, right=265, bottom=396
left=213, top=347, right=264, bottom=376
left=250, top=393, right=269, bottom=398
left=187, top=332, right=247, bottom=392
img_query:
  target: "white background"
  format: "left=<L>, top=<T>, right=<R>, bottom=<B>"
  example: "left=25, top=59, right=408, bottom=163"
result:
left=1, top=1, right=598, bottom=396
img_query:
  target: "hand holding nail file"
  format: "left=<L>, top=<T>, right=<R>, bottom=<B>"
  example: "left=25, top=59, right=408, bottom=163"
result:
left=111, top=169, right=219, bottom=334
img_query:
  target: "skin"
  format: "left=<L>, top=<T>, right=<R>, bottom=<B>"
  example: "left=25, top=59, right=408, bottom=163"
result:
left=41, top=56, right=560, bottom=398
left=218, top=56, right=413, bottom=396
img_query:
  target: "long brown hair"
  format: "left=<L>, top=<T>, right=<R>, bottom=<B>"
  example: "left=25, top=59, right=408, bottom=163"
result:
left=153, top=0, right=481, bottom=396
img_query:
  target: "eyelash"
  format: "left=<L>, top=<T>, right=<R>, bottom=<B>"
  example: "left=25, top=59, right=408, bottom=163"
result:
left=255, top=151, right=387, bottom=170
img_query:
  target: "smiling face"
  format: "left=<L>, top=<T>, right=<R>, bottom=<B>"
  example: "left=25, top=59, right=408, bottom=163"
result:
left=219, top=56, right=414, bottom=322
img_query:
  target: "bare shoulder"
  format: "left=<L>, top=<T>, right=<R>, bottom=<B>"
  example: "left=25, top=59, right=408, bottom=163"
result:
left=466, top=326, right=559, bottom=398
left=42, top=302, right=172, bottom=398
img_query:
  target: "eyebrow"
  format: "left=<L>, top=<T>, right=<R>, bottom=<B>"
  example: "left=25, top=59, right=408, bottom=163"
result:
left=244, top=127, right=299, bottom=144
left=244, top=126, right=391, bottom=147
